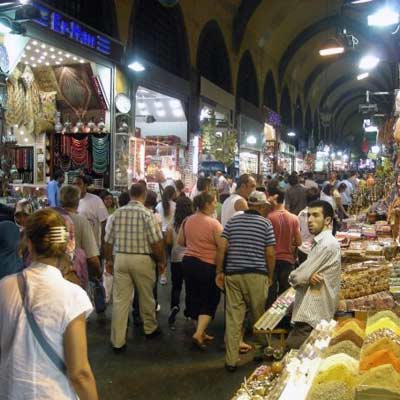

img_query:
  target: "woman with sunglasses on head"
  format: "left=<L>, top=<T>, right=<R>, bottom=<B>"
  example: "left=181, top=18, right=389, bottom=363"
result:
left=0, top=208, right=98, bottom=400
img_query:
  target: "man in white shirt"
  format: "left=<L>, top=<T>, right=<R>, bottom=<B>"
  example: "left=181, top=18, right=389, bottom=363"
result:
left=287, top=200, right=341, bottom=349
left=339, top=173, right=354, bottom=211
left=221, top=174, right=257, bottom=227
left=304, top=172, right=319, bottom=190
left=73, top=176, right=109, bottom=251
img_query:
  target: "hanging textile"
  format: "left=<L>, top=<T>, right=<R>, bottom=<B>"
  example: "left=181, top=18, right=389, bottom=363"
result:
left=5, top=67, right=25, bottom=128
left=92, top=135, right=109, bottom=174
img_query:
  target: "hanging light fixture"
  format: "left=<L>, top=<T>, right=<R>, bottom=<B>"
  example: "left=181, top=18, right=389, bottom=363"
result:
left=319, top=38, right=345, bottom=56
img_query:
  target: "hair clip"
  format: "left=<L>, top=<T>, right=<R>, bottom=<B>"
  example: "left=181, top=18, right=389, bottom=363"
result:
left=47, top=226, right=69, bottom=244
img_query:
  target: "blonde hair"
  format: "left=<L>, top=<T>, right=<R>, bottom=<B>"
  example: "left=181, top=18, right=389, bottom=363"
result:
left=25, top=208, right=68, bottom=258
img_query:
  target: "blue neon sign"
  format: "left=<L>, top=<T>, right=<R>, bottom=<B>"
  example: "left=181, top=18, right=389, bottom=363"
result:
left=31, top=2, right=112, bottom=56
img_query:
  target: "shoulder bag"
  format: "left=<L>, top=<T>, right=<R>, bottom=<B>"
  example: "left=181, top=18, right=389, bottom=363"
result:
left=17, top=273, right=67, bottom=375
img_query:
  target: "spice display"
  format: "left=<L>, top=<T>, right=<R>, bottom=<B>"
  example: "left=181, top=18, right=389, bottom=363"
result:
left=307, top=381, right=356, bottom=400
left=340, top=262, right=391, bottom=300
left=323, top=340, right=361, bottom=360
left=365, top=317, right=400, bottom=336
left=333, top=322, right=365, bottom=339
left=356, top=364, right=400, bottom=399
left=330, top=330, right=364, bottom=348
left=338, top=291, right=395, bottom=312
left=368, top=310, right=400, bottom=326
left=336, top=318, right=366, bottom=331
left=361, top=337, right=400, bottom=358
left=360, top=349, right=400, bottom=373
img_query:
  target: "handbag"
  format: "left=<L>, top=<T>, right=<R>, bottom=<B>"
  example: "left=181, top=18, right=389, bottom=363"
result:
left=92, top=279, right=106, bottom=313
left=17, top=273, right=67, bottom=375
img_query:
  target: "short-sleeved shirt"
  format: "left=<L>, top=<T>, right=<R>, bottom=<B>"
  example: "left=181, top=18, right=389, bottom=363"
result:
left=105, top=200, right=163, bottom=254
left=155, top=200, right=176, bottom=233
left=68, top=212, right=99, bottom=259
left=268, top=209, right=300, bottom=264
left=222, top=210, right=276, bottom=275
left=0, top=263, right=93, bottom=399
left=184, top=212, right=223, bottom=265
left=77, top=192, right=109, bottom=247
left=167, top=221, right=186, bottom=263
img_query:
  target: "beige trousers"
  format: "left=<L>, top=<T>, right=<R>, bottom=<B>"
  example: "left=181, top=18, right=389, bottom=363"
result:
left=111, top=254, right=157, bottom=347
left=225, top=273, right=268, bottom=366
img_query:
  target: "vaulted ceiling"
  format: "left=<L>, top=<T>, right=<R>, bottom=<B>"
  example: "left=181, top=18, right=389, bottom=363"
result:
left=233, top=0, right=398, bottom=144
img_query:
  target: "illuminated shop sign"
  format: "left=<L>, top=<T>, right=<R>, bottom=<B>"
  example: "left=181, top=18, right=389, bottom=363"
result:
left=30, top=2, right=123, bottom=61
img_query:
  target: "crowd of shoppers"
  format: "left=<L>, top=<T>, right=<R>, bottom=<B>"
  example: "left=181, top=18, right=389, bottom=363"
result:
left=0, top=167, right=365, bottom=396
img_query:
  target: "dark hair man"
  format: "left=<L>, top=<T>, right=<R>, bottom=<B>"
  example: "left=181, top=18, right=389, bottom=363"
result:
left=286, top=200, right=341, bottom=349
left=221, top=173, right=257, bottom=227
left=266, top=186, right=302, bottom=307
left=104, top=184, right=166, bottom=352
left=47, top=169, right=65, bottom=207
left=216, top=191, right=276, bottom=371
left=285, top=173, right=307, bottom=215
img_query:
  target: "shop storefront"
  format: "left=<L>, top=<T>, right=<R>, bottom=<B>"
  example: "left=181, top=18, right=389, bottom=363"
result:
left=277, top=141, right=296, bottom=173
left=122, top=60, right=190, bottom=192
left=237, top=99, right=264, bottom=178
left=0, top=0, right=123, bottom=199
left=199, top=77, right=236, bottom=177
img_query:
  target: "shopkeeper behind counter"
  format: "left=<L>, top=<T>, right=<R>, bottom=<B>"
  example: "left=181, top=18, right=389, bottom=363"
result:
left=287, top=200, right=341, bottom=349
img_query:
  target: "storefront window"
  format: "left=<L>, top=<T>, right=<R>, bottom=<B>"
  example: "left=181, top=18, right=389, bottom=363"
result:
left=1, top=34, right=113, bottom=195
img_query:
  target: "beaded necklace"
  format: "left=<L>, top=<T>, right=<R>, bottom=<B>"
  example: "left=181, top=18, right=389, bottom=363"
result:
left=71, top=136, right=89, bottom=167
left=92, top=135, right=109, bottom=174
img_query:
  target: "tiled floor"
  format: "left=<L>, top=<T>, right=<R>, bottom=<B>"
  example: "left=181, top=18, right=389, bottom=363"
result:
left=87, top=283, right=258, bottom=400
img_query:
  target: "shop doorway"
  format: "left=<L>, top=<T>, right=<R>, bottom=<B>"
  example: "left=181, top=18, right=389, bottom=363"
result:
left=131, top=86, right=188, bottom=193
left=2, top=35, right=113, bottom=192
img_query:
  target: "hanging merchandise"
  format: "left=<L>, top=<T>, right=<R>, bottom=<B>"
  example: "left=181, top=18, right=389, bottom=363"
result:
left=92, top=135, right=109, bottom=174
left=5, top=67, right=25, bottom=128
left=59, top=154, right=72, bottom=172
left=361, top=137, right=369, bottom=154
left=71, top=136, right=89, bottom=167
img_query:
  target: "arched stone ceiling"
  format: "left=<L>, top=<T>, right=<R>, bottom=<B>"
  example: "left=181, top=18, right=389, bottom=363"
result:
left=235, top=0, right=397, bottom=142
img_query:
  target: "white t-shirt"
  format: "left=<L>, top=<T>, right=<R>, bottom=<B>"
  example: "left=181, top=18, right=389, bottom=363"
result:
left=0, top=263, right=93, bottom=400
left=221, top=193, right=243, bottom=227
left=78, top=192, right=109, bottom=247
left=167, top=221, right=186, bottom=262
left=155, top=200, right=176, bottom=232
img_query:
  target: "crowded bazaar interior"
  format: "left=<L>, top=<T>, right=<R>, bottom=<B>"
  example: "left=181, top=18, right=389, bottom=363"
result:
left=2, top=1, right=400, bottom=400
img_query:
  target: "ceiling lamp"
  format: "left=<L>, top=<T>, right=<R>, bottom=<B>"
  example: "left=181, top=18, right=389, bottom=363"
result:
left=350, top=0, right=373, bottom=4
left=319, top=38, right=345, bottom=56
left=368, top=8, right=399, bottom=27
left=359, top=55, right=380, bottom=70
left=287, top=131, right=296, bottom=137
left=357, top=72, right=369, bottom=80
left=128, top=61, right=146, bottom=72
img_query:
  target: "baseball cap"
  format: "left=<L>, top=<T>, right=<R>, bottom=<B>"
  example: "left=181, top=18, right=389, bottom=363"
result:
left=248, top=191, right=268, bottom=205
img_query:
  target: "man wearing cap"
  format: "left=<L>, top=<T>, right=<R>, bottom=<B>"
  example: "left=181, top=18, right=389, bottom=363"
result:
left=216, top=191, right=276, bottom=371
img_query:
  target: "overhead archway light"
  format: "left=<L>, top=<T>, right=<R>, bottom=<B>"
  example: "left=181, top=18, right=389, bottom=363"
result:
left=319, top=38, right=345, bottom=56
left=359, top=55, right=380, bottom=70
left=357, top=72, right=369, bottom=80
left=287, top=131, right=296, bottom=137
left=368, top=8, right=399, bottom=27
left=351, top=0, right=373, bottom=4
left=128, top=61, right=146, bottom=72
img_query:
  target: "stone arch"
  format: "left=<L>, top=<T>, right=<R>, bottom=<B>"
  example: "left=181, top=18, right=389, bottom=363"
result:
left=236, top=50, right=259, bottom=107
left=280, top=85, right=292, bottom=127
left=294, top=96, right=303, bottom=135
left=263, top=70, right=277, bottom=111
left=196, top=20, right=232, bottom=93
left=130, top=0, right=190, bottom=79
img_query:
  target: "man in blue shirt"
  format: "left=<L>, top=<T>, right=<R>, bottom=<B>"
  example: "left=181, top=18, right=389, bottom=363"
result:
left=47, top=169, right=65, bottom=207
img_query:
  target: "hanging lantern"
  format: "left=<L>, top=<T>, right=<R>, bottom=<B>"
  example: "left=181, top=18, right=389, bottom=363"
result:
left=361, top=137, right=369, bottom=154
left=158, top=0, right=179, bottom=7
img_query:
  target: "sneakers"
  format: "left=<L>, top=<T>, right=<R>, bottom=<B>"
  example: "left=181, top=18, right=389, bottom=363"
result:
left=112, top=344, right=127, bottom=354
left=168, top=306, right=180, bottom=328
left=224, top=364, right=237, bottom=372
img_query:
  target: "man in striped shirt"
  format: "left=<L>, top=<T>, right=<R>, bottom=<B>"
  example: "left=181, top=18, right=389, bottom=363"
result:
left=287, top=200, right=341, bottom=349
left=216, top=191, right=276, bottom=371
